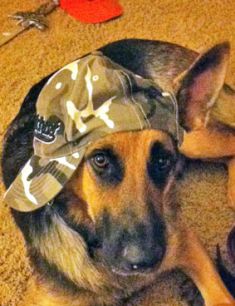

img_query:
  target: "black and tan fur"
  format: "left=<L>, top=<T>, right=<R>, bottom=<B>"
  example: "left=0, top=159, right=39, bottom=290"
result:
left=2, top=39, right=235, bottom=306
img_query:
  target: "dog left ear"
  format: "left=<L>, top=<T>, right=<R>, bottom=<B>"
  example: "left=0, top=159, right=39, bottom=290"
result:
left=174, top=42, right=230, bottom=130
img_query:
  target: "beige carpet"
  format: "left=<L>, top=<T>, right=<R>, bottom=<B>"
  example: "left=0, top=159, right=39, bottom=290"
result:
left=0, top=0, right=235, bottom=305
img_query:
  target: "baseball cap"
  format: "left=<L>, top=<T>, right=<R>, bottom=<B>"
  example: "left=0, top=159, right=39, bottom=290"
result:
left=4, top=51, right=183, bottom=212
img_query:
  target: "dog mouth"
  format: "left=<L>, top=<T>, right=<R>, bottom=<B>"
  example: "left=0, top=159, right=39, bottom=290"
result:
left=92, top=245, right=165, bottom=278
left=108, top=245, right=165, bottom=277
left=111, top=264, right=160, bottom=277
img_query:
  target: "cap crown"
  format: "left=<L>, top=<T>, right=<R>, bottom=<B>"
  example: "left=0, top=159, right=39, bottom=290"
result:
left=34, top=52, right=183, bottom=159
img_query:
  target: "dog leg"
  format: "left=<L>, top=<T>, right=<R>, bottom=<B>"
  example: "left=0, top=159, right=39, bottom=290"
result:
left=180, top=129, right=235, bottom=209
left=228, top=157, right=235, bottom=209
left=180, top=129, right=235, bottom=159
left=178, top=227, right=235, bottom=306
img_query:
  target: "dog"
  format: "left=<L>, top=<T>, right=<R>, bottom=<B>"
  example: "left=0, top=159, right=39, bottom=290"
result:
left=1, top=39, right=235, bottom=306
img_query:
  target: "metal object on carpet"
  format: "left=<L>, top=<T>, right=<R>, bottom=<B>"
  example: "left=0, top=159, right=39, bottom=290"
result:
left=0, top=0, right=60, bottom=48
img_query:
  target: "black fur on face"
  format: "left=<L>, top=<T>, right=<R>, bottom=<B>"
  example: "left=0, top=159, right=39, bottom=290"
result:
left=147, top=141, right=177, bottom=189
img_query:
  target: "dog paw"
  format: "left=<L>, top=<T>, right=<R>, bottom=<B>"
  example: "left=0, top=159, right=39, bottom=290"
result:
left=180, top=277, right=203, bottom=306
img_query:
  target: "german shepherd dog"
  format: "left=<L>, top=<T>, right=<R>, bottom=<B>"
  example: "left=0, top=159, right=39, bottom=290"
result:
left=2, top=39, right=235, bottom=306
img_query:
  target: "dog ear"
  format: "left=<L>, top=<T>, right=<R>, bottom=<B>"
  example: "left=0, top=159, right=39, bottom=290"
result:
left=174, top=42, right=230, bottom=130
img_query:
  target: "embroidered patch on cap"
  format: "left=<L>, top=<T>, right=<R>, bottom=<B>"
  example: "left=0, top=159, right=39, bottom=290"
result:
left=34, top=116, right=64, bottom=143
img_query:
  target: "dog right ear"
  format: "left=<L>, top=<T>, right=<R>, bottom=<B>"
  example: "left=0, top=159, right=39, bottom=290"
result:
left=174, top=42, right=230, bottom=131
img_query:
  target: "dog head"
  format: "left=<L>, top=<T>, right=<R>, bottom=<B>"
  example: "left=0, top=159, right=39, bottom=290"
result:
left=6, top=129, right=181, bottom=304
left=67, top=129, right=180, bottom=276
left=20, top=128, right=181, bottom=299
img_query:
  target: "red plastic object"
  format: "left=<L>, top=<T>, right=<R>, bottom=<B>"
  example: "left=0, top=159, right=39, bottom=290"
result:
left=60, top=0, right=123, bottom=24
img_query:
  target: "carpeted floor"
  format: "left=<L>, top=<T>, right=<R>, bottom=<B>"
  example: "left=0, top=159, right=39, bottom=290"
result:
left=0, top=0, right=235, bottom=305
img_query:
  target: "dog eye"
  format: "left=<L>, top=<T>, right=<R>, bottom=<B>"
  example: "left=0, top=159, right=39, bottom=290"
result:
left=92, top=153, right=109, bottom=169
left=88, top=149, right=124, bottom=185
left=155, top=157, right=171, bottom=171
left=148, top=142, right=176, bottom=188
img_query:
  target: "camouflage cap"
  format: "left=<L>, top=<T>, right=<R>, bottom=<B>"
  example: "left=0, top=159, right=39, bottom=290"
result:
left=4, top=51, right=184, bottom=212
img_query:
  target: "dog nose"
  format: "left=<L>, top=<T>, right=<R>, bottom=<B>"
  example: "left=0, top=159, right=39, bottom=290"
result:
left=122, top=244, right=163, bottom=271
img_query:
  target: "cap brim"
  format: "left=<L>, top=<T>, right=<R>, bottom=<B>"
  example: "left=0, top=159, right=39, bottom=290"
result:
left=4, top=147, right=86, bottom=212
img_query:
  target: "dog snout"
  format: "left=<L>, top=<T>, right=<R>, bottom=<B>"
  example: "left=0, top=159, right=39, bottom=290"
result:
left=121, top=242, right=164, bottom=272
left=97, top=212, right=166, bottom=274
